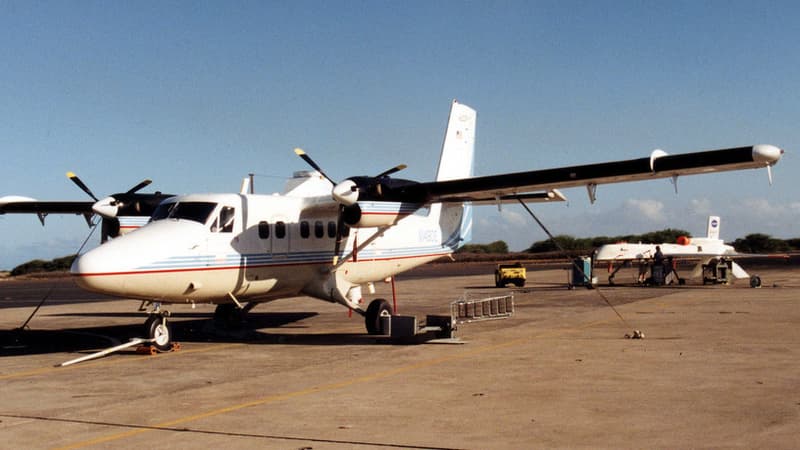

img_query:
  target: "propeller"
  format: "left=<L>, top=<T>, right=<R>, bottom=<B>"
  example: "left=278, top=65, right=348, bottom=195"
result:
left=293, top=148, right=410, bottom=206
left=67, top=172, right=155, bottom=243
left=67, top=172, right=152, bottom=219
left=293, top=148, right=409, bottom=265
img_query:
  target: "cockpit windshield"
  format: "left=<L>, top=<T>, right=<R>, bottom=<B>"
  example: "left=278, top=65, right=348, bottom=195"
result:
left=166, top=202, right=217, bottom=224
left=149, top=200, right=177, bottom=222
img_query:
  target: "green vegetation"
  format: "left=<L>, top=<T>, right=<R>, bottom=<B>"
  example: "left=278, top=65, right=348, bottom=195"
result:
left=732, top=234, right=794, bottom=253
left=457, top=240, right=509, bottom=254
left=10, top=254, right=77, bottom=276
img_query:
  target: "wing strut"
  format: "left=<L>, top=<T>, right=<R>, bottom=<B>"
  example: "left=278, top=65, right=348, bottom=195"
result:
left=515, top=198, right=633, bottom=328
left=332, top=226, right=390, bottom=271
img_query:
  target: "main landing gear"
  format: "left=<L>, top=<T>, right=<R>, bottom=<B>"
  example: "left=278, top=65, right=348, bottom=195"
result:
left=364, top=298, right=393, bottom=335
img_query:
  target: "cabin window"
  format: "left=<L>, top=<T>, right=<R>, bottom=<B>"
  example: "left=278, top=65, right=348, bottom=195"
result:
left=258, top=221, right=270, bottom=239
left=314, top=221, right=324, bottom=238
left=275, top=221, right=286, bottom=239
left=300, top=221, right=310, bottom=238
left=169, top=202, right=217, bottom=224
left=327, top=221, right=336, bottom=238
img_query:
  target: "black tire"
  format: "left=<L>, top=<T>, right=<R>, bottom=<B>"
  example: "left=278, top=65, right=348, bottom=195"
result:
left=750, top=275, right=762, bottom=288
left=365, top=298, right=392, bottom=335
left=515, top=279, right=525, bottom=287
left=495, top=271, right=503, bottom=288
left=145, top=314, right=172, bottom=351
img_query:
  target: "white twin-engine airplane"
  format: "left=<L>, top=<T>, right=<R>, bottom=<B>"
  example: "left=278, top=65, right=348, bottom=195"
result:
left=595, top=216, right=768, bottom=284
left=13, top=100, right=784, bottom=350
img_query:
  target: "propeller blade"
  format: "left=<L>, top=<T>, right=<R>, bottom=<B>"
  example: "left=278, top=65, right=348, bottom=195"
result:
left=66, top=172, right=99, bottom=201
left=294, top=148, right=336, bottom=185
left=376, top=164, right=407, bottom=178
left=126, top=179, right=152, bottom=194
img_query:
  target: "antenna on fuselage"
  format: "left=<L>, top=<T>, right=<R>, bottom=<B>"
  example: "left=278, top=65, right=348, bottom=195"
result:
left=240, top=174, right=256, bottom=195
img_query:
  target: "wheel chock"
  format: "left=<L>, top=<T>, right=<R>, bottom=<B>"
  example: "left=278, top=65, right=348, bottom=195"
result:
left=170, top=342, right=181, bottom=351
left=136, top=345, right=158, bottom=355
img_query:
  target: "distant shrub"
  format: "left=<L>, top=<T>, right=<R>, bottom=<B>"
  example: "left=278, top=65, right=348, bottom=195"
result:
left=732, top=234, right=790, bottom=253
left=458, top=240, right=509, bottom=254
left=11, top=254, right=77, bottom=276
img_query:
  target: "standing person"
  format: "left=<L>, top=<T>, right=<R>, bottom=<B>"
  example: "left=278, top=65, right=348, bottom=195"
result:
left=652, top=246, right=665, bottom=285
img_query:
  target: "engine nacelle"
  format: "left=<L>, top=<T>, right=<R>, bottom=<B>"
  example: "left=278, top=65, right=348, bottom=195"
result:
left=341, top=201, right=421, bottom=228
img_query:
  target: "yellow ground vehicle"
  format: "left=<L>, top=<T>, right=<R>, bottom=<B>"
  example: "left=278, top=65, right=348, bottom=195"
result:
left=495, top=263, right=526, bottom=287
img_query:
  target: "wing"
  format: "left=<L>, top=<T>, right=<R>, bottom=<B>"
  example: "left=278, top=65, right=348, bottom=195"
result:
left=0, top=197, right=93, bottom=215
left=437, top=189, right=568, bottom=205
left=407, top=145, right=782, bottom=203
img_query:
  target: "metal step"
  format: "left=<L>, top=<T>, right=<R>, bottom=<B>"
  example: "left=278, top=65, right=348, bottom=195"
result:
left=451, top=294, right=514, bottom=323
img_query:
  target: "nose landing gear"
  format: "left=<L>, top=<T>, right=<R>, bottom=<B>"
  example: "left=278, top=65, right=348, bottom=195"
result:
left=144, top=313, right=173, bottom=352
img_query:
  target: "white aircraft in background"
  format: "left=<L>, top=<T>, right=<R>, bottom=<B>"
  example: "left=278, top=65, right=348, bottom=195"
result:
left=4, top=100, right=785, bottom=350
left=594, top=216, right=780, bottom=285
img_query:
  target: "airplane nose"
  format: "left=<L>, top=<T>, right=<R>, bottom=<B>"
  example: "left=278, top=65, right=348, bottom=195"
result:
left=71, top=251, right=97, bottom=291
left=71, top=250, right=98, bottom=276
left=71, top=246, right=120, bottom=293
left=752, top=144, right=784, bottom=164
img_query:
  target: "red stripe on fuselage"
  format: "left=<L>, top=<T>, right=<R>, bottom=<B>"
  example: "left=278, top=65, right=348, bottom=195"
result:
left=71, top=252, right=451, bottom=278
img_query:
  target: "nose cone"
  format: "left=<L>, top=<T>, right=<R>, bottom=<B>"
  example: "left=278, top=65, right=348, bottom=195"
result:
left=332, top=179, right=359, bottom=205
left=71, top=244, right=122, bottom=293
left=91, top=196, right=120, bottom=218
left=70, top=219, right=207, bottom=299
left=752, top=144, right=784, bottom=164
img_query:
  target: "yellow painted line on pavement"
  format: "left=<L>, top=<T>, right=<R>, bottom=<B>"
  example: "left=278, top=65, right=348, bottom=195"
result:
left=0, top=343, right=241, bottom=381
left=56, top=318, right=614, bottom=450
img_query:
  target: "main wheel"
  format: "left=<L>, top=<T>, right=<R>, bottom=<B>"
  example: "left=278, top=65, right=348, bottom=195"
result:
left=365, top=298, right=392, bottom=335
left=145, top=314, right=172, bottom=351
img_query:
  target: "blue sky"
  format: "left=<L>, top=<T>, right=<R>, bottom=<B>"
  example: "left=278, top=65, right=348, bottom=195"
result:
left=1, top=1, right=798, bottom=269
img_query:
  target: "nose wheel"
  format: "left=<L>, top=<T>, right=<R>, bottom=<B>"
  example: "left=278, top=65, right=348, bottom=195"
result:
left=144, top=314, right=173, bottom=351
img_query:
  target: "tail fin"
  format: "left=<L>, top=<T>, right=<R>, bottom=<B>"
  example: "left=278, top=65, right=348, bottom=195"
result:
left=706, top=216, right=720, bottom=240
left=435, top=100, right=476, bottom=181
left=431, top=100, right=476, bottom=249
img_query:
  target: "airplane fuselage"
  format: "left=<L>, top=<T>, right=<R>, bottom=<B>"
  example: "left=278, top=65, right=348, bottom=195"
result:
left=594, top=238, right=734, bottom=262
left=71, top=189, right=460, bottom=311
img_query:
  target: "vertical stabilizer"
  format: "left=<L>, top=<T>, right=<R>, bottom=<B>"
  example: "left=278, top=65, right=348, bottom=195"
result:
left=430, top=100, right=476, bottom=249
left=435, top=100, right=476, bottom=181
left=707, top=216, right=721, bottom=240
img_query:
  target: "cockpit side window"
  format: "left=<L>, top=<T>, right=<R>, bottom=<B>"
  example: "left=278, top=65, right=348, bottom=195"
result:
left=168, top=202, right=217, bottom=224
left=210, top=206, right=236, bottom=233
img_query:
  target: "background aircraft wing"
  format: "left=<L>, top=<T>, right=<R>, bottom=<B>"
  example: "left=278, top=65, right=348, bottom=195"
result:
left=0, top=197, right=93, bottom=215
left=410, top=145, right=781, bottom=203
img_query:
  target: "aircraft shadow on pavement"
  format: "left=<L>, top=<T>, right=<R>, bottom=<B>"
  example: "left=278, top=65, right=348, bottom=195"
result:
left=0, top=311, right=384, bottom=357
